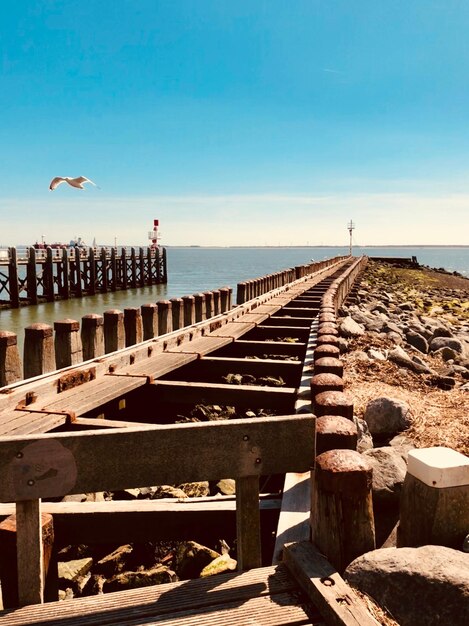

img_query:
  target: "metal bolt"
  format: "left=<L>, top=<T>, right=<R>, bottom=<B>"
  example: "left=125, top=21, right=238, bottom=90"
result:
left=255, top=458, right=261, bottom=464
left=243, top=435, right=249, bottom=441
left=27, top=479, right=35, bottom=486
left=16, top=452, right=23, bottom=459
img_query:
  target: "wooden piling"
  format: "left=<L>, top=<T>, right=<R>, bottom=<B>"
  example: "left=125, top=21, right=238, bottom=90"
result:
left=0, top=331, right=22, bottom=387
left=124, top=308, right=143, bottom=347
left=310, top=373, right=344, bottom=400
left=315, top=334, right=340, bottom=348
left=61, top=248, right=70, bottom=299
left=314, top=344, right=341, bottom=362
left=314, top=390, right=353, bottom=419
left=8, top=247, right=20, bottom=308
left=313, top=357, right=344, bottom=377
left=101, top=248, right=108, bottom=292
left=74, top=248, right=83, bottom=298
left=130, top=248, right=137, bottom=288
left=157, top=300, right=173, bottom=336
left=81, top=314, right=105, bottom=360
left=204, top=291, right=214, bottom=319
left=170, top=298, right=184, bottom=331
left=317, top=324, right=338, bottom=337
left=26, top=247, right=38, bottom=305
left=312, top=449, right=375, bottom=572
left=194, top=293, right=207, bottom=322
left=141, top=303, right=158, bottom=340
left=110, top=247, right=117, bottom=291
left=103, top=309, right=125, bottom=353
left=23, top=323, right=56, bottom=378
left=54, top=319, right=83, bottom=369
left=183, top=295, right=196, bottom=327
left=220, top=287, right=231, bottom=312
left=121, top=248, right=128, bottom=289
left=316, top=416, right=358, bottom=455
left=0, top=512, right=57, bottom=608
left=237, top=283, right=247, bottom=305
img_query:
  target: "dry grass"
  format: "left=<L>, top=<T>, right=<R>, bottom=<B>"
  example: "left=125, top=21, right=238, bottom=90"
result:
left=354, top=589, right=400, bottom=626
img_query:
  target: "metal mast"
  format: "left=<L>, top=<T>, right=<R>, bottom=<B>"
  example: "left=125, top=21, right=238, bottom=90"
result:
left=347, top=220, right=355, bottom=256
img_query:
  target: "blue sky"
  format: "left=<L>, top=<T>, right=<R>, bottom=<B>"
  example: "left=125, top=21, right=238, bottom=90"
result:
left=1, top=0, right=469, bottom=246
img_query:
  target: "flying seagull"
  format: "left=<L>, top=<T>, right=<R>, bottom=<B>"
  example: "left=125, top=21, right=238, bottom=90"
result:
left=49, top=176, right=98, bottom=191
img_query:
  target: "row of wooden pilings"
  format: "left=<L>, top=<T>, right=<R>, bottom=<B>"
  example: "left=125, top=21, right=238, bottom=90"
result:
left=0, top=246, right=167, bottom=308
left=236, top=257, right=348, bottom=304
left=308, top=256, right=374, bottom=573
left=0, top=287, right=232, bottom=388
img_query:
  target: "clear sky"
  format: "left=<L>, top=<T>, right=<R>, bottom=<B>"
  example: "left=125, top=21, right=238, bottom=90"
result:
left=1, top=0, right=469, bottom=246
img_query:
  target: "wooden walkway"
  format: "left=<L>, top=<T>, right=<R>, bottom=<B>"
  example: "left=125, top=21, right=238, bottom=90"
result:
left=0, top=256, right=378, bottom=626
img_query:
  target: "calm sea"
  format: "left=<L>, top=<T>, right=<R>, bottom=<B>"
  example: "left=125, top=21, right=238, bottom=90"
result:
left=1, top=246, right=469, bottom=344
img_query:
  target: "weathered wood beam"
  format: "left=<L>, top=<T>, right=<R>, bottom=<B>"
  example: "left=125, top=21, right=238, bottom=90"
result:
left=217, top=339, right=306, bottom=359
left=0, top=415, right=315, bottom=501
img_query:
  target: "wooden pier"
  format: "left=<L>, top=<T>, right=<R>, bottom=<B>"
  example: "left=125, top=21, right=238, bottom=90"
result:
left=0, top=255, right=381, bottom=625
left=0, top=246, right=167, bottom=308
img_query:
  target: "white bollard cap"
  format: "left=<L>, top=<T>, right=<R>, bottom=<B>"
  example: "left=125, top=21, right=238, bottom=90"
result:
left=407, top=447, right=469, bottom=488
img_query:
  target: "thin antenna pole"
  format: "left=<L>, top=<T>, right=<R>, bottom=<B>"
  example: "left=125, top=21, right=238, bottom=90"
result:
left=347, top=220, right=355, bottom=256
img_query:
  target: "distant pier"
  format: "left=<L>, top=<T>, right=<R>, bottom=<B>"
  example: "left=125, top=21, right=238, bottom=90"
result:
left=0, top=246, right=167, bottom=309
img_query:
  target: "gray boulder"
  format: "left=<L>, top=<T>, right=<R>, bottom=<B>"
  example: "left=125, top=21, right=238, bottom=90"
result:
left=345, top=545, right=469, bottom=626
left=429, top=336, right=464, bottom=354
left=339, top=316, right=365, bottom=338
left=362, top=447, right=407, bottom=504
left=388, top=345, right=433, bottom=374
left=354, top=417, right=374, bottom=452
left=433, top=346, right=458, bottom=361
left=364, top=396, right=411, bottom=436
left=406, top=331, right=428, bottom=354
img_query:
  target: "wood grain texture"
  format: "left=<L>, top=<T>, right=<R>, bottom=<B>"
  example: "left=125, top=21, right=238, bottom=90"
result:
left=16, top=499, right=44, bottom=606
left=236, top=476, right=261, bottom=570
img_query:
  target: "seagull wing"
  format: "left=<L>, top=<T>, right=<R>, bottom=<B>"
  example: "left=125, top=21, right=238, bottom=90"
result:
left=49, top=177, right=67, bottom=191
left=73, top=176, right=97, bottom=187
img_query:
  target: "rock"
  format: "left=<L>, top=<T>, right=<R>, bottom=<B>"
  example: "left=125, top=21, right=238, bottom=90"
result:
left=216, top=478, right=236, bottom=495
left=386, top=330, right=404, bottom=345
left=153, top=485, right=188, bottom=499
left=175, top=541, right=221, bottom=579
left=111, top=488, right=141, bottom=500
left=429, top=336, right=464, bottom=354
left=177, top=481, right=210, bottom=497
left=354, top=417, right=374, bottom=452
left=388, top=434, right=416, bottom=461
left=364, top=397, right=411, bottom=436
left=336, top=337, right=349, bottom=353
left=434, top=375, right=456, bottom=390
left=339, top=316, right=365, bottom=338
left=388, top=346, right=433, bottom=374
left=199, top=553, right=237, bottom=577
left=103, top=564, right=177, bottom=592
left=345, top=545, right=469, bottom=626
left=383, top=321, right=403, bottom=335
left=94, top=545, right=133, bottom=578
left=362, top=447, right=407, bottom=504
left=62, top=492, right=105, bottom=503
left=431, top=325, right=453, bottom=338
left=367, top=348, right=386, bottom=361
left=58, top=558, right=94, bottom=584
left=433, top=346, right=458, bottom=361
left=405, top=331, right=428, bottom=354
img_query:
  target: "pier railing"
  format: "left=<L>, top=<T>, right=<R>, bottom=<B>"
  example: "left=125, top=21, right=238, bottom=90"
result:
left=0, top=246, right=167, bottom=308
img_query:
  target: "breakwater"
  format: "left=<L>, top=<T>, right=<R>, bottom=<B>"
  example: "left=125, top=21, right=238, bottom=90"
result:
left=0, top=246, right=167, bottom=309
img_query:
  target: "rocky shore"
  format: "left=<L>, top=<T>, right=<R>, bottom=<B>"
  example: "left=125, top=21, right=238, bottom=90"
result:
left=337, top=260, right=469, bottom=626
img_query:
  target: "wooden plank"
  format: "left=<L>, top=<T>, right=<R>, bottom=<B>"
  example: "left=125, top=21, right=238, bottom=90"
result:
left=209, top=321, right=257, bottom=339
left=196, top=356, right=303, bottom=385
left=247, top=326, right=310, bottom=341
left=283, top=542, right=380, bottom=626
left=67, top=417, right=159, bottom=430
left=16, top=499, right=44, bottom=606
left=220, top=340, right=306, bottom=359
left=273, top=472, right=311, bottom=565
left=0, top=497, right=281, bottom=546
left=0, top=564, right=318, bottom=626
left=166, top=336, right=232, bottom=355
left=152, top=380, right=296, bottom=410
left=0, top=415, right=315, bottom=502
left=262, top=317, right=313, bottom=327
left=236, top=476, right=261, bottom=570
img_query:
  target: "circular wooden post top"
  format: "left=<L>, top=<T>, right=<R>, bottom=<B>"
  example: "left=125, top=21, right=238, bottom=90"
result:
left=314, top=344, right=340, bottom=361
left=314, top=390, right=353, bottom=419
left=82, top=313, right=104, bottom=327
left=314, top=357, right=344, bottom=376
left=124, top=307, right=142, bottom=317
left=25, top=323, right=53, bottom=337
left=316, top=415, right=357, bottom=437
left=316, top=449, right=372, bottom=492
left=104, top=309, right=123, bottom=319
left=141, top=303, right=157, bottom=310
left=54, top=319, right=80, bottom=332
left=317, top=324, right=339, bottom=336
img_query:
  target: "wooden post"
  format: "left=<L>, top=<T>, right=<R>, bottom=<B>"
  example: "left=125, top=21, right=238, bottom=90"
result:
left=398, top=447, right=469, bottom=549
left=23, top=323, right=56, bottom=379
left=162, top=247, right=168, bottom=282
left=124, top=307, right=143, bottom=347
left=170, top=298, right=184, bottom=330
left=314, top=357, right=343, bottom=377
left=312, top=449, right=375, bottom=572
left=237, top=282, right=247, bottom=305
left=316, top=334, right=340, bottom=348
left=317, top=324, right=338, bottom=337
left=310, top=373, right=344, bottom=400
left=141, top=303, right=158, bottom=340
left=27, top=247, right=38, bottom=305
left=314, top=390, right=353, bottom=420
left=220, top=287, right=230, bottom=312
left=204, top=291, right=213, bottom=319
left=182, top=295, right=195, bottom=327
left=54, top=319, right=83, bottom=369
left=158, top=300, right=173, bottom=335
left=0, top=331, right=22, bottom=387
left=74, top=247, right=82, bottom=298
left=8, top=247, right=20, bottom=308
left=43, top=247, right=54, bottom=301
left=130, top=247, right=137, bottom=288
left=0, top=510, right=57, bottom=607
left=101, top=247, right=108, bottom=293
left=88, top=247, right=96, bottom=295
left=61, top=248, right=70, bottom=299
left=236, top=476, right=261, bottom=570
left=146, top=247, right=153, bottom=284
left=212, top=289, right=221, bottom=316
left=194, top=293, right=206, bottom=322
left=81, top=314, right=104, bottom=360
left=103, top=309, right=125, bottom=353
left=139, top=247, right=145, bottom=287
left=121, top=247, right=128, bottom=289
left=314, top=344, right=340, bottom=362
left=316, top=416, right=358, bottom=456
left=110, top=247, right=117, bottom=291
left=155, top=247, right=161, bottom=282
